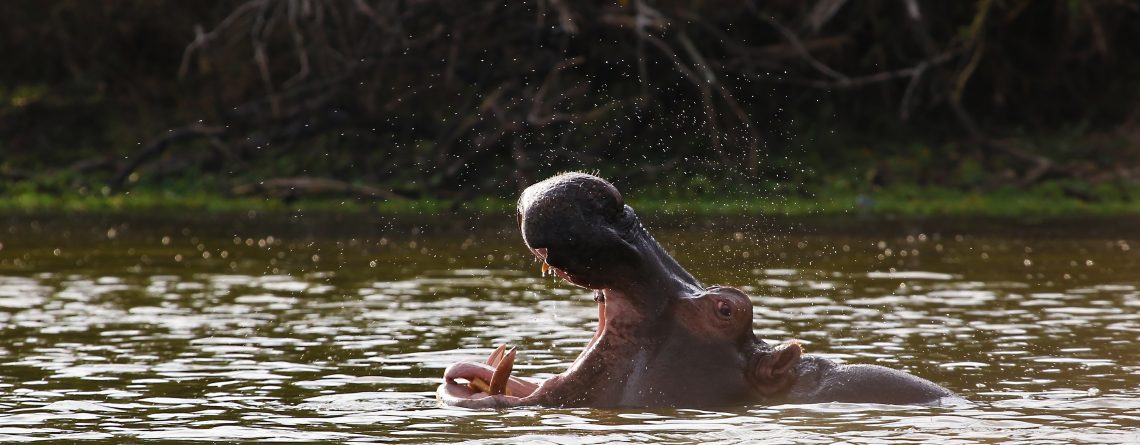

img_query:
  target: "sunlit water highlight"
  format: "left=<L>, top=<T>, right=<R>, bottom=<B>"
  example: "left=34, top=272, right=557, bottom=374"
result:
left=0, top=212, right=1137, bottom=443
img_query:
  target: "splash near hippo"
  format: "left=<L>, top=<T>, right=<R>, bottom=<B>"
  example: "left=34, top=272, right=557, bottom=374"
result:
left=439, top=173, right=958, bottom=408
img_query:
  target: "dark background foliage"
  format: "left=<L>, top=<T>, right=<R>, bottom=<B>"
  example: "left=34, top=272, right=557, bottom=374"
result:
left=2, top=0, right=1138, bottom=201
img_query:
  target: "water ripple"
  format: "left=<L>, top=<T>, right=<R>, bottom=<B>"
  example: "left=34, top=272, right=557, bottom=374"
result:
left=0, top=215, right=1137, bottom=442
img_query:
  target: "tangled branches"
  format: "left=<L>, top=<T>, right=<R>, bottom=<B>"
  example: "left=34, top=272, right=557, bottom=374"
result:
left=7, top=1, right=1137, bottom=198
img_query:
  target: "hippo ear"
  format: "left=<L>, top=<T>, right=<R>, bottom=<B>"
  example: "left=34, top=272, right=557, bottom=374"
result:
left=747, top=341, right=803, bottom=396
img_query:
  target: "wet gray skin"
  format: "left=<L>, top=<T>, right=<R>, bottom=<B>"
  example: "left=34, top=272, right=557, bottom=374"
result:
left=439, top=173, right=959, bottom=408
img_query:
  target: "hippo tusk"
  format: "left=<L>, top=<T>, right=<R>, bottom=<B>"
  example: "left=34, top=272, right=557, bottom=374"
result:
left=486, top=344, right=507, bottom=366
left=467, top=344, right=517, bottom=396
left=542, top=261, right=550, bottom=276
left=487, top=346, right=517, bottom=396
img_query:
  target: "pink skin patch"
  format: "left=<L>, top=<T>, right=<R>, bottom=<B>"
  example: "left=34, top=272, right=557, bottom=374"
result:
left=440, top=361, right=538, bottom=405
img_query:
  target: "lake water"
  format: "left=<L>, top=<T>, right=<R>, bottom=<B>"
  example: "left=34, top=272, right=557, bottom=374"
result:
left=0, top=211, right=1137, bottom=443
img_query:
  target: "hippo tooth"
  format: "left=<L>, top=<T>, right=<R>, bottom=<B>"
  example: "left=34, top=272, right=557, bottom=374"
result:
left=486, top=344, right=508, bottom=366
left=467, top=376, right=491, bottom=393
left=488, top=347, right=517, bottom=396
left=541, top=261, right=550, bottom=276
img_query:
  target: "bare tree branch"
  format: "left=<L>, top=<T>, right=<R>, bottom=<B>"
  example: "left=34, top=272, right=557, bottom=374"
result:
left=111, top=124, right=225, bottom=190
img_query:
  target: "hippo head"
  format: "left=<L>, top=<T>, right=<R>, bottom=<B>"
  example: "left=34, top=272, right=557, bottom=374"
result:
left=440, top=172, right=958, bottom=408
left=440, top=172, right=803, bottom=408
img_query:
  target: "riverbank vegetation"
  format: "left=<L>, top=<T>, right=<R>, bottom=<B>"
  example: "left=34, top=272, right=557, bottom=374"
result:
left=2, top=1, right=1139, bottom=215
left=3, top=181, right=1137, bottom=217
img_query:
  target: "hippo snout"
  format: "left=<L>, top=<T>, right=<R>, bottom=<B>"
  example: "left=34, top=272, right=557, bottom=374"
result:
left=517, top=172, right=639, bottom=288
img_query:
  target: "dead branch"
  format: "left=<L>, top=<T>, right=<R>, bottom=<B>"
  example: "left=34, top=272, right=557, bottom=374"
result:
left=527, top=57, right=586, bottom=125
left=754, top=50, right=957, bottom=90
left=902, top=0, right=1060, bottom=186
left=752, top=10, right=847, bottom=82
left=67, top=156, right=117, bottom=176
left=549, top=0, right=578, bottom=34
left=178, top=0, right=269, bottom=78
left=283, top=0, right=313, bottom=87
left=110, top=124, right=225, bottom=190
left=805, top=0, right=848, bottom=34
left=636, top=32, right=724, bottom=162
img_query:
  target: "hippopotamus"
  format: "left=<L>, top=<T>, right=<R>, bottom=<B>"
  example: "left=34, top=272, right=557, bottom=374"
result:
left=438, top=172, right=958, bottom=408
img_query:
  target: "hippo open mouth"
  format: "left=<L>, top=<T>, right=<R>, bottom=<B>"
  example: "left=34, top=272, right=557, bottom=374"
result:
left=438, top=172, right=958, bottom=408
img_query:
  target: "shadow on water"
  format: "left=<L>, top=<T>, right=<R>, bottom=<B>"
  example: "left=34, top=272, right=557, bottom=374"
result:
left=0, top=211, right=1138, bottom=443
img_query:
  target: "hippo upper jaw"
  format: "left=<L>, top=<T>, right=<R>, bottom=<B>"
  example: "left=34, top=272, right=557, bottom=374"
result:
left=527, top=225, right=700, bottom=303
left=518, top=172, right=700, bottom=308
left=521, top=205, right=642, bottom=290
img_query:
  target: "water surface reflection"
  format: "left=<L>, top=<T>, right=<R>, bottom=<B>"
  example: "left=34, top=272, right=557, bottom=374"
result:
left=0, top=213, right=1137, bottom=442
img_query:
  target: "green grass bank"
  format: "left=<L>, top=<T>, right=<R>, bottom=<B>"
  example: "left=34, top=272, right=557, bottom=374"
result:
left=2, top=182, right=1137, bottom=217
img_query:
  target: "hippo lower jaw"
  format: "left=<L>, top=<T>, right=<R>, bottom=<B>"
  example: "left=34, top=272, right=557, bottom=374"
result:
left=437, top=283, right=619, bottom=409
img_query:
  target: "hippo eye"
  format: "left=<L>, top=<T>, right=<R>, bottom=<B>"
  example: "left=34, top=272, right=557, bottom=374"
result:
left=716, top=301, right=732, bottom=318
